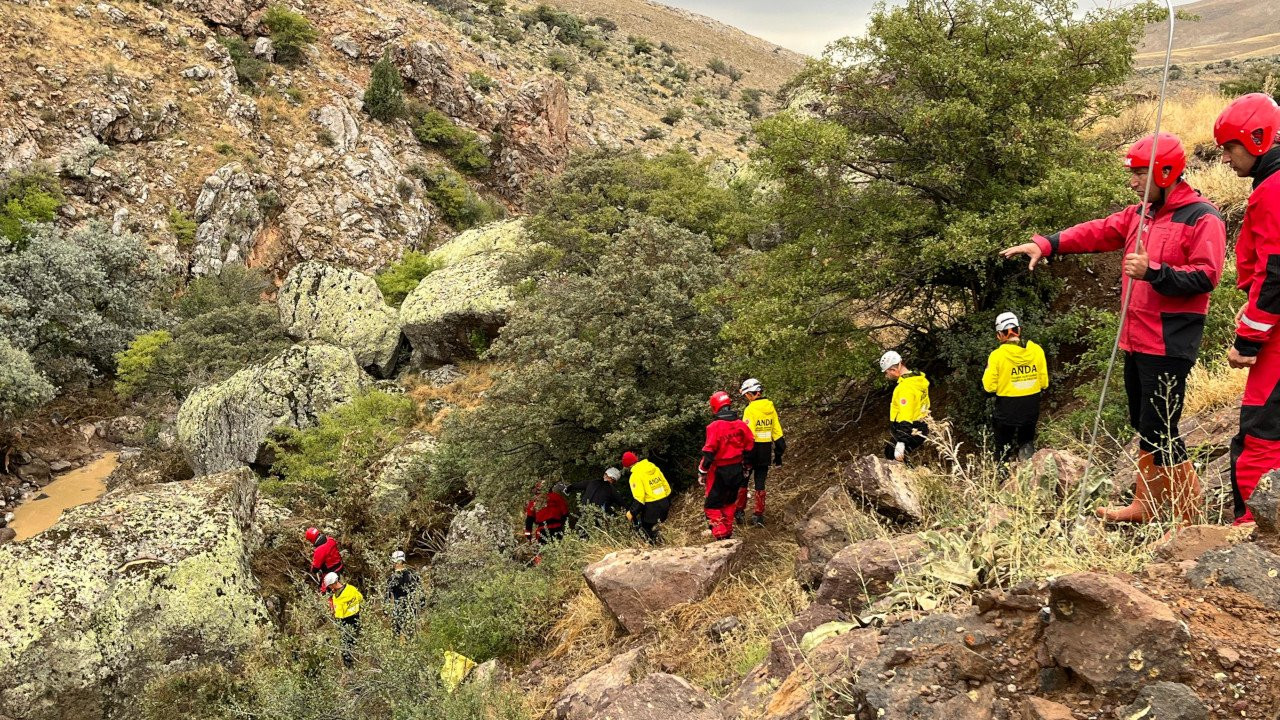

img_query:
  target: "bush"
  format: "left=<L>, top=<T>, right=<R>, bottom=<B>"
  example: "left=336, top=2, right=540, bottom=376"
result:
left=640, top=126, right=665, bottom=140
left=740, top=88, right=764, bottom=118
left=545, top=50, right=574, bottom=73
left=707, top=57, right=742, bottom=82
left=671, top=63, right=691, bottom=82
left=375, top=251, right=443, bottom=306
left=588, top=15, right=617, bottom=32
left=629, top=35, right=653, bottom=55
left=216, top=36, right=267, bottom=89
left=0, top=222, right=160, bottom=387
left=583, top=72, right=603, bottom=94
left=467, top=70, right=497, bottom=94
left=263, top=5, right=317, bottom=65
left=168, top=208, right=197, bottom=250
left=416, top=167, right=503, bottom=230
left=661, top=104, right=685, bottom=126
left=0, top=337, right=55, bottom=423
left=1221, top=61, right=1280, bottom=99
left=436, top=217, right=723, bottom=509
left=412, top=110, right=490, bottom=174
left=520, top=5, right=589, bottom=45
left=0, top=168, right=63, bottom=247
left=363, top=51, right=406, bottom=122
left=114, top=265, right=290, bottom=399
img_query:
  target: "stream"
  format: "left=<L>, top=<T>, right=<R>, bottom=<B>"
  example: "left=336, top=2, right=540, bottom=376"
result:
left=8, top=452, right=121, bottom=541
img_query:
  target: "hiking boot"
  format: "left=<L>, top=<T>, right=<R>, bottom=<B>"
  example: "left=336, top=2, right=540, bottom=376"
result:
left=734, top=509, right=745, bottom=526
left=752, top=514, right=765, bottom=528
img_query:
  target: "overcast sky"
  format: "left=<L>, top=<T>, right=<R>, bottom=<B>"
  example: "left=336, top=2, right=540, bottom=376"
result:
left=655, top=0, right=1198, bottom=56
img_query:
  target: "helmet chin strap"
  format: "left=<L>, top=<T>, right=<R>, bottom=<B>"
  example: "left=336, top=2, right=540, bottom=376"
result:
left=1076, top=0, right=1177, bottom=524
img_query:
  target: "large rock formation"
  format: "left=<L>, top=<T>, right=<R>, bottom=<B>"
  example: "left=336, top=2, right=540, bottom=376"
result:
left=368, top=433, right=436, bottom=516
left=176, top=344, right=370, bottom=476
left=492, top=78, right=570, bottom=197
left=190, top=162, right=267, bottom=276
left=399, top=220, right=526, bottom=366
left=0, top=468, right=270, bottom=720
left=794, top=486, right=873, bottom=587
left=814, top=534, right=928, bottom=613
left=277, top=261, right=404, bottom=377
left=841, top=454, right=924, bottom=523
left=550, top=647, right=648, bottom=720
left=583, top=541, right=742, bottom=634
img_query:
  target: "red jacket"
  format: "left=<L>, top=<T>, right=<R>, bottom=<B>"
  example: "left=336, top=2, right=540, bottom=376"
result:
left=1033, top=181, right=1226, bottom=360
left=524, top=491, right=568, bottom=532
left=1234, top=148, right=1280, bottom=355
left=311, top=536, right=344, bottom=574
left=699, top=408, right=755, bottom=473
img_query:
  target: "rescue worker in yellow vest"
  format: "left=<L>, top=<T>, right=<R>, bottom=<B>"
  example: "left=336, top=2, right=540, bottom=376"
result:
left=621, top=451, right=672, bottom=544
left=322, top=571, right=363, bottom=668
left=880, top=351, right=930, bottom=462
left=735, top=378, right=786, bottom=528
left=982, top=312, right=1050, bottom=462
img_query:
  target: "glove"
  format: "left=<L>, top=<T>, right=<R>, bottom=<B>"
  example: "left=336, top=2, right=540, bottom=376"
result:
left=697, top=470, right=707, bottom=487
left=894, top=442, right=905, bottom=462
left=626, top=511, right=634, bottom=522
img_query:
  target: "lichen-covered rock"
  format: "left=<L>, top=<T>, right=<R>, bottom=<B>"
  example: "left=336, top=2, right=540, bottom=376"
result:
left=278, top=262, right=403, bottom=377
left=176, top=344, right=370, bottom=476
left=400, top=220, right=526, bottom=365
left=368, top=434, right=436, bottom=516
left=190, top=162, right=266, bottom=276
left=0, top=468, right=270, bottom=720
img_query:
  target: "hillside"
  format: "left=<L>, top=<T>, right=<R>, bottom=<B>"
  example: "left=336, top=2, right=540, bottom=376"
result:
left=1137, top=0, right=1280, bottom=64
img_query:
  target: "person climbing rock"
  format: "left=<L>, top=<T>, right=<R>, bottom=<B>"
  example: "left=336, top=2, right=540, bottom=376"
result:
left=982, top=312, right=1049, bottom=462
left=321, top=571, right=363, bottom=668
left=736, top=378, right=786, bottom=527
left=1217, top=93, right=1280, bottom=525
left=385, top=550, right=423, bottom=638
left=1001, top=132, right=1226, bottom=525
left=306, top=527, right=344, bottom=586
left=524, top=482, right=569, bottom=543
left=621, top=451, right=672, bottom=544
left=699, top=391, right=754, bottom=541
left=879, top=351, right=930, bottom=462
left=570, top=466, right=627, bottom=516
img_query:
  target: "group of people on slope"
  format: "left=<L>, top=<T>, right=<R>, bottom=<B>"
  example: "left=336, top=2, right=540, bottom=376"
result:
left=303, top=527, right=423, bottom=668
left=928, top=91, right=1280, bottom=528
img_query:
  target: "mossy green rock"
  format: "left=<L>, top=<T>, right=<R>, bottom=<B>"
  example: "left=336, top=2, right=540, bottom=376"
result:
left=400, top=220, right=526, bottom=365
left=177, top=344, right=371, bottom=476
left=278, top=261, right=404, bottom=378
left=0, top=468, right=270, bottom=720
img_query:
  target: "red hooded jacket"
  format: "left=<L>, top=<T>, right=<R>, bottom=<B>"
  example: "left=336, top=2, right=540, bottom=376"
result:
left=311, top=536, right=344, bottom=575
left=1033, top=181, right=1226, bottom=360
left=524, top=491, right=569, bottom=533
left=1234, top=148, right=1280, bottom=354
left=699, top=408, right=755, bottom=473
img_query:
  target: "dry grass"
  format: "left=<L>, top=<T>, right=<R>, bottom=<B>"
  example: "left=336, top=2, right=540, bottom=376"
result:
left=1185, top=361, right=1248, bottom=416
left=1092, top=92, right=1230, bottom=153
left=1186, top=161, right=1253, bottom=221
left=404, top=362, right=496, bottom=433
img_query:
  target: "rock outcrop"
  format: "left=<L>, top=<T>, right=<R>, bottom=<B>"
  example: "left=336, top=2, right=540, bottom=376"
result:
left=176, top=344, right=370, bottom=476
left=583, top=540, right=742, bottom=634
left=277, top=261, right=404, bottom=377
left=841, top=454, right=923, bottom=523
left=492, top=78, right=570, bottom=197
left=399, top=220, right=527, bottom=366
left=1186, top=543, right=1280, bottom=610
left=550, top=647, right=648, bottom=720
left=0, top=468, right=270, bottom=720
left=814, top=534, right=928, bottom=612
left=190, top=163, right=267, bottom=276
left=590, top=672, right=724, bottom=720
left=794, top=485, right=871, bottom=587
left=368, top=433, right=436, bottom=516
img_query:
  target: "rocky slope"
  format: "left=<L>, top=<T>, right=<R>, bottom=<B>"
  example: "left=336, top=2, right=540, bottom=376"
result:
left=1, top=0, right=802, bottom=279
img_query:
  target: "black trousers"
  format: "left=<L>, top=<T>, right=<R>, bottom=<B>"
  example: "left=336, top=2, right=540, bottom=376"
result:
left=633, top=496, right=671, bottom=544
left=337, top=614, right=361, bottom=667
left=993, top=421, right=1037, bottom=462
left=745, top=442, right=772, bottom=491
left=1123, top=351, right=1194, bottom=467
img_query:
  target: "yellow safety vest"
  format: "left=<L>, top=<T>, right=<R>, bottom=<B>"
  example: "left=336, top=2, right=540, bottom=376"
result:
left=628, top=459, right=671, bottom=503
left=890, top=373, right=930, bottom=423
left=983, top=340, right=1049, bottom=397
left=330, top=584, right=363, bottom=619
left=743, top=398, right=784, bottom=443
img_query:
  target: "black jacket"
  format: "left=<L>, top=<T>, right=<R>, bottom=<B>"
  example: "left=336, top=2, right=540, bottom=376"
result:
left=570, top=476, right=626, bottom=514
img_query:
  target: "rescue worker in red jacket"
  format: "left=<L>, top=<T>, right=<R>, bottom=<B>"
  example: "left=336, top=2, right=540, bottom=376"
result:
left=1216, top=93, right=1280, bottom=525
left=698, top=390, right=754, bottom=541
left=306, top=527, right=344, bottom=585
left=524, top=482, right=569, bottom=543
left=1002, top=132, right=1227, bottom=525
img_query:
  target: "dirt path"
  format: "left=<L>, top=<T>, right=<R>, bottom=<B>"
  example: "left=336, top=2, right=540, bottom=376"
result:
left=9, top=452, right=120, bottom=541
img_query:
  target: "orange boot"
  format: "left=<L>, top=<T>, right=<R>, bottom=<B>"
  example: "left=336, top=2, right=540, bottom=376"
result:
left=1097, top=451, right=1169, bottom=523
left=1166, top=461, right=1203, bottom=526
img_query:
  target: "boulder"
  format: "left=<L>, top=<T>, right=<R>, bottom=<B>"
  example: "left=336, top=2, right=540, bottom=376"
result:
left=840, top=454, right=923, bottom=523
left=421, top=364, right=465, bottom=387
left=767, top=602, right=846, bottom=679
left=1153, top=524, right=1247, bottom=562
left=399, top=41, right=484, bottom=125
left=0, top=468, right=270, bottom=720
left=190, top=163, right=265, bottom=276
left=252, top=36, right=273, bottom=60
left=492, top=78, right=571, bottom=198
left=814, top=534, right=928, bottom=613
left=434, top=503, right=514, bottom=579
left=550, top=647, right=647, bottom=720
left=583, top=541, right=742, bottom=634
left=1043, top=572, right=1189, bottom=693
left=1185, top=543, right=1280, bottom=610
left=1009, top=448, right=1087, bottom=500
left=1021, top=696, right=1074, bottom=720
left=593, top=673, right=723, bottom=720
left=1245, top=469, right=1280, bottom=536
left=1115, top=682, right=1208, bottom=720
left=277, top=262, right=403, bottom=377
left=14, top=459, right=50, bottom=487
left=400, top=221, right=526, bottom=366
left=793, top=485, right=873, bottom=587
left=176, top=344, right=370, bottom=476
left=368, top=434, right=436, bottom=516
left=100, top=415, right=145, bottom=444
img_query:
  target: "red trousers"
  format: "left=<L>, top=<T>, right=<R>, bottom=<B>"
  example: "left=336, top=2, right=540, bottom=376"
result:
left=1231, top=339, right=1280, bottom=524
left=704, top=505, right=737, bottom=540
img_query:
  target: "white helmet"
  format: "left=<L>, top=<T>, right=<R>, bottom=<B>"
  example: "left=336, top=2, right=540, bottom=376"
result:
left=321, top=572, right=339, bottom=591
left=740, top=378, right=763, bottom=396
left=995, top=312, right=1020, bottom=332
left=878, top=350, right=903, bottom=373
left=605, top=467, right=621, bottom=481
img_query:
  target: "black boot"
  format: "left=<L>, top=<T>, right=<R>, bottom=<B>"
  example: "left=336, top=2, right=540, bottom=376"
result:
left=752, top=514, right=765, bottom=528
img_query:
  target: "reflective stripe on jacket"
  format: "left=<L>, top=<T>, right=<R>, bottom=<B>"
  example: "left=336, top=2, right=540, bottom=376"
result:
left=1235, top=146, right=1280, bottom=354
left=743, top=398, right=784, bottom=443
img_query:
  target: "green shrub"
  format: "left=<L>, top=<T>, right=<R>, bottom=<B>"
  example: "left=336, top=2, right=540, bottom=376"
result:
left=114, top=330, right=173, bottom=398
left=363, top=51, right=406, bottom=122
left=1221, top=61, right=1280, bottom=99
left=417, top=167, right=503, bottom=230
left=707, top=57, right=742, bottom=82
left=640, top=126, right=665, bottom=140
left=520, top=5, right=589, bottom=46
left=740, top=88, right=764, bottom=118
left=661, top=104, right=684, bottom=125
left=467, top=70, right=497, bottom=93
left=0, top=337, right=55, bottom=423
left=263, top=5, right=317, bottom=66
left=584, top=72, right=603, bottom=94
left=0, top=168, right=63, bottom=247
left=168, top=208, right=197, bottom=250
left=628, top=35, right=653, bottom=55
left=412, top=110, right=490, bottom=174
left=588, top=15, right=616, bottom=32
left=375, top=251, right=443, bottom=306
left=216, top=36, right=267, bottom=89
left=545, top=50, right=574, bottom=73
left=671, top=63, right=691, bottom=82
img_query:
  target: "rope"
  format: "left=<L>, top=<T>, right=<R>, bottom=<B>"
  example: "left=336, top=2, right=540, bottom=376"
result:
left=1075, top=0, right=1178, bottom=521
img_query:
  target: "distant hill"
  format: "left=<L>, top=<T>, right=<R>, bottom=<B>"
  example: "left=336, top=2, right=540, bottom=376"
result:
left=1137, top=0, right=1280, bottom=65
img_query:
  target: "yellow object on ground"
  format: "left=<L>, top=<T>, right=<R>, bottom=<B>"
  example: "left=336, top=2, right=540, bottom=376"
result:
left=441, top=650, right=478, bottom=692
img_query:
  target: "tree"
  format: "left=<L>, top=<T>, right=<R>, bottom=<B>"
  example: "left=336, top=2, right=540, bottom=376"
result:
left=264, top=5, right=317, bottom=66
left=723, top=0, right=1155, bottom=418
left=0, top=337, right=55, bottom=423
left=436, top=217, right=724, bottom=511
left=364, top=51, right=406, bottom=122
left=0, top=168, right=63, bottom=247
left=0, top=222, right=160, bottom=387
left=375, top=251, right=442, bottom=306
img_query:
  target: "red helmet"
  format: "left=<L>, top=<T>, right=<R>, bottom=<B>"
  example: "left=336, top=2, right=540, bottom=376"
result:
left=1214, top=93, right=1280, bottom=156
left=305, top=527, right=320, bottom=543
left=621, top=451, right=639, bottom=468
left=709, top=390, right=732, bottom=413
left=1124, top=132, right=1185, bottom=189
